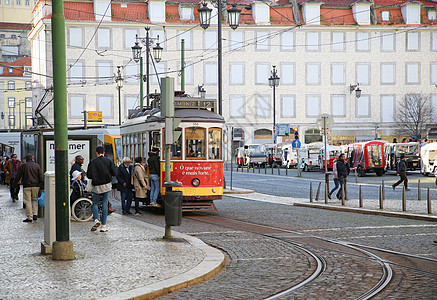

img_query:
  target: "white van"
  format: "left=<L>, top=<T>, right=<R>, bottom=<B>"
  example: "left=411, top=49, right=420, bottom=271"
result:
left=420, top=142, right=437, bottom=175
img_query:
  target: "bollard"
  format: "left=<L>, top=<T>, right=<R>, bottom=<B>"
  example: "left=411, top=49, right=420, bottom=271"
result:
left=271, top=164, right=274, bottom=175
left=325, top=183, right=328, bottom=204
left=418, top=179, right=421, bottom=201
left=382, top=180, right=385, bottom=201
left=285, top=167, right=288, bottom=176
left=315, top=182, right=321, bottom=201
left=427, top=188, right=432, bottom=214
left=379, top=185, right=383, bottom=210
left=341, top=184, right=345, bottom=205
left=253, top=165, right=255, bottom=173
left=359, top=185, right=363, bottom=208
left=247, top=165, right=249, bottom=173
left=265, top=164, right=267, bottom=174
left=310, top=182, right=313, bottom=202
left=278, top=166, right=280, bottom=175
left=402, top=186, right=406, bottom=211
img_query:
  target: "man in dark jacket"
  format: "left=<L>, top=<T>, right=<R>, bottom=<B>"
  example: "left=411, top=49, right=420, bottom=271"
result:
left=117, top=157, right=134, bottom=215
left=70, top=155, right=85, bottom=183
left=335, top=153, right=350, bottom=200
left=87, top=146, right=116, bottom=232
left=13, top=154, right=44, bottom=222
left=147, top=148, right=160, bottom=206
left=392, top=154, right=409, bottom=191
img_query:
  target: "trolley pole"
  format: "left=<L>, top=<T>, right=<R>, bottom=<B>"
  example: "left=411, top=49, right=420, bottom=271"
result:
left=51, top=0, right=73, bottom=260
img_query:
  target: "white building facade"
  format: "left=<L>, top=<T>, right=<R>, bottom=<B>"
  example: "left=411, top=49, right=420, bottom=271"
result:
left=29, top=0, right=437, bottom=156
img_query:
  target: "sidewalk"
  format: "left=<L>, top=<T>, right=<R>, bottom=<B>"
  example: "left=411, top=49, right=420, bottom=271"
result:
left=0, top=186, right=224, bottom=300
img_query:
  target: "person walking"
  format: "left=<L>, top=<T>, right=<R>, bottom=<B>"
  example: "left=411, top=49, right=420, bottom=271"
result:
left=133, top=157, right=149, bottom=215
left=70, top=155, right=86, bottom=183
left=328, top=156, right=340, bottom=200
left=392, top=154, right=409, bottom=191
left=117, top=157, right=134, bottom=215
left=336, top=153, right=350, bottom=200
left=87, top=146, right=116, bottom=232
left=13, top=154, right=44, bottom=222
left=147, top=148, right=160, bottom=206
left=4, top=154, right=22, bottom=202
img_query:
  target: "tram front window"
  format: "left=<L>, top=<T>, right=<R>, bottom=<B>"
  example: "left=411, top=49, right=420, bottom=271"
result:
left=186, top=127, right=205, bottom=159
left=208, top=128, right=222, bottom=159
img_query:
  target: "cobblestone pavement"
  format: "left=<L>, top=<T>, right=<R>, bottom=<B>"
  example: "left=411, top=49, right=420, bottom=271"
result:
left=0, top=186, right=209, bottom=300
left=124, top=195, right=437, bottom=299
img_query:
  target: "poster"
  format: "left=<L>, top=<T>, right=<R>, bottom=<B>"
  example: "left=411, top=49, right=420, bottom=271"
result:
left=46, top=140, right=90, bottom=172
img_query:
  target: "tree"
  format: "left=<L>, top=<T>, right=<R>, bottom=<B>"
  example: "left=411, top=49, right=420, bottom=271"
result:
left=394, top=93, right=434, bottom=139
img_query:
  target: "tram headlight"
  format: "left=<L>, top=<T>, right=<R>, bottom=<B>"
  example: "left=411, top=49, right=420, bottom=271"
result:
left=191, top=178, right=200, bottom=187
left=212, top=189, right=216, bottom=193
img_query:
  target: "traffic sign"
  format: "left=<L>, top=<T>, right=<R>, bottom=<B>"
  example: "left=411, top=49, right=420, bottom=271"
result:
left=277, top=124, right=290, bottom=136
left=292, top=139, right=301, bottom=148
left=87, top=111, right=102, bottom=122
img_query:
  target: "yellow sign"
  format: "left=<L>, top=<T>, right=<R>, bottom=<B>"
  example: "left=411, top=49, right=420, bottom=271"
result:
left=87, top=111, right=102, bottom=122
left=160, top=162, right=173, bottom=172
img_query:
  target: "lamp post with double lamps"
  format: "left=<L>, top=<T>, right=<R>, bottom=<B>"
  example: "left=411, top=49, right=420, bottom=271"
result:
left=115, top=66, right=124, bottom=125
left=268, top=65, right=280, bottom=143
left=131, top=27, right=163, bottom=109
left=198, top=2, right=241, bottom=116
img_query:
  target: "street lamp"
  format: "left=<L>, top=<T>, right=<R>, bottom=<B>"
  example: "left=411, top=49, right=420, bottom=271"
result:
left=268, top=65, right=280, bottom=143
left=115, top=66, right=123, bottom=125
left=350, top=83, right=361, bottom=98
left=131, top=27, right=164, bottom=109
left=198, top=1, right=241, bottom=115
left=198, top=84, right=206, bottom=99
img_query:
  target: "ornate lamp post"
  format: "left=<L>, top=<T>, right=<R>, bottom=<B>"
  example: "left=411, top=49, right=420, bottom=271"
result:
left=268, top=65, right=280, bottom=143
left=131, top=27, right=164, bottom=109
left=198, top=2, right=241, bottom=115
left=115, top=66, right=123, bottom=125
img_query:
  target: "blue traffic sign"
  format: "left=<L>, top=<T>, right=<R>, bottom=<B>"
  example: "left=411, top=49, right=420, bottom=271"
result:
left=292, top=139, right=301, bottom=148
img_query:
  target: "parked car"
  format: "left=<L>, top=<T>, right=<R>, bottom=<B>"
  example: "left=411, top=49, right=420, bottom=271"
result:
left=264, top=144, right=283, bottom=168
left=385, top=142, right=420, bottom=172
left=300, top=142, right=323, bottom=171
left=243, top=144, right=267, bottom=167
left=346, top=140, right=385, bottom=176
left=420, top=142, right=437, bottom=176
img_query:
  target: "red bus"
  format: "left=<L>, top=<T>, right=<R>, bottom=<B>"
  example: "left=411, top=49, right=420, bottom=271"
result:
left=346, top=141, right=386, bottom=176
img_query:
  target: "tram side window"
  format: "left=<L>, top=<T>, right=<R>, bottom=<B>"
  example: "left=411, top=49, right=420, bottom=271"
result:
left=171, top=131, right=182, bottom=159
left=186, top=127, right=206, bottom=159
left=151, top=131, right=161, bottom=150
left=208, top=128, right=222, bottom=159
left=104, top=143, right=114, bottom=163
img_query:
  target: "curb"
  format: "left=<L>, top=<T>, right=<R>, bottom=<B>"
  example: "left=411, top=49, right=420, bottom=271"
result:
left=224, top=188, right=254, bottom=194
left=101, top=214, right=225, bottom=300
left=294, top=202, right=437, bottom=222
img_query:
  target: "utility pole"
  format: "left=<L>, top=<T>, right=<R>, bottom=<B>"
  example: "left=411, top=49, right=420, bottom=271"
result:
left=181, top=39, right=185, bottom=92
left=51, top=0, right=73, bottom=260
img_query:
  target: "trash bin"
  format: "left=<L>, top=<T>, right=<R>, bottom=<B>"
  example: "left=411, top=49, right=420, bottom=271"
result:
left=164, top=181, right=183, bottom=226
left=38, top=204, right=44, bottom=218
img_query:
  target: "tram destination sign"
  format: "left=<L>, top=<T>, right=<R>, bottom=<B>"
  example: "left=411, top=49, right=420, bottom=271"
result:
left=174, top=99, right=216, bottom=110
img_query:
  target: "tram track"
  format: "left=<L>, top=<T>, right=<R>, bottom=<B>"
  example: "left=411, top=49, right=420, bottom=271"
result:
left=185, top=213, right=437, bottom=299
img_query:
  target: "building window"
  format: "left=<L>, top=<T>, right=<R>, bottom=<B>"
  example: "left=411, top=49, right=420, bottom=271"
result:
left=356, top=63, right=370, bottom=85
left=432, top=32, right=437, bottom=51
left=431, top=62, right=437, bottom=84
left=381, top=32, right=395, bottom=51
left=177, top=62, right=193, bottom=85
left=280, top=63, right=295, bottom=85
left=305, top=63, right=320, bottom=85
left=0, top=34, right=4, bottom=38
left=25, top=81, right=32, bottom=90
left=125, top=96, right=138, bottom=117
left=331, top=32, right=345, bottom=52
left=25, top=0, right=29, bottom=6
left=381, top=95, right=395, bottom=122
left=16, top=0, right=21, bottom=5
left=204, top=62, right=217, bottom=85
left=7, top=81, right=15, bottom=90
left=151, top=29, right=165, bottom=47
left=5, top=0, right=9, bottom=4
left=229, top=95, right=245, bottom=118
left=356, top=32, right=370, bottom=51
left=69, top=28, right=83, bottom=47
left=381, top=63, right=395, bottom=85
left=124, top=62, right=138, bottom=84
left=280, top=95, right=295, bottom=118
left=427, top=9, right=436, bottom=21
left=356, top=95, right=370, bottom=118
left=406, top=32, right=419, bottom=51
left=8, top=116, right=15, bottom=128
left=405, top=62, right=420, bottom=84
left=97, top=28, right=111, bottom=48
left=8, top=97, right=15, bottom=108
left=331, top=95, right=345, bottom=117
left=204, top=31, right=217, bottom=50
left=306, top=95, right=320, bottom=117
left=432, top=94, right=437, bottom=122
left=69, top=95, right=84, bottom=118
left=229, top=63, right=244, bottom=85
left=69, top=61, right=83, bottom=84
left=255, top=63, right=269, bottom=85
left=230, top=31, right=244, bottom=51
left=8, top=67, right=14, bottom=74
left=381, top=11, right=390, bottom=21
left=281, top=31, right=294, bottom=51
left=178, top=31, right=192, bottom=49
left=306, top=32, right=320, bottom=51
left=23, top=66, right=31, bottom=76
left=97, top=61, right=111, bottom=85
left=151, top=62, right=166, bottom=85
left=256, top=95, right=271, bottom=118
left=25, top=97, right=32, bottom=108
left=254, top=129, right=272, bottom=140
left=125, top=29, right=138, bottom=49
left=26, top=114, right=33, bottom=128
left=331, top=63, right=345, bottom=85
left=179, top=6, right=194, bottom=20
left=256, top=31, right=269, bottom=51
left=97, top=96, right=113, bottom=118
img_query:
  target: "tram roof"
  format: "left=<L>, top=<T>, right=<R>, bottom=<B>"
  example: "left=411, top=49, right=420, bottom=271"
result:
left=125, top=108, right=224, bottom=124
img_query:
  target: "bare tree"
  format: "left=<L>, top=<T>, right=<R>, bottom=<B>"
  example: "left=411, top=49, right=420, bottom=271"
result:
left=394, top=93, right=434, bottom=139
